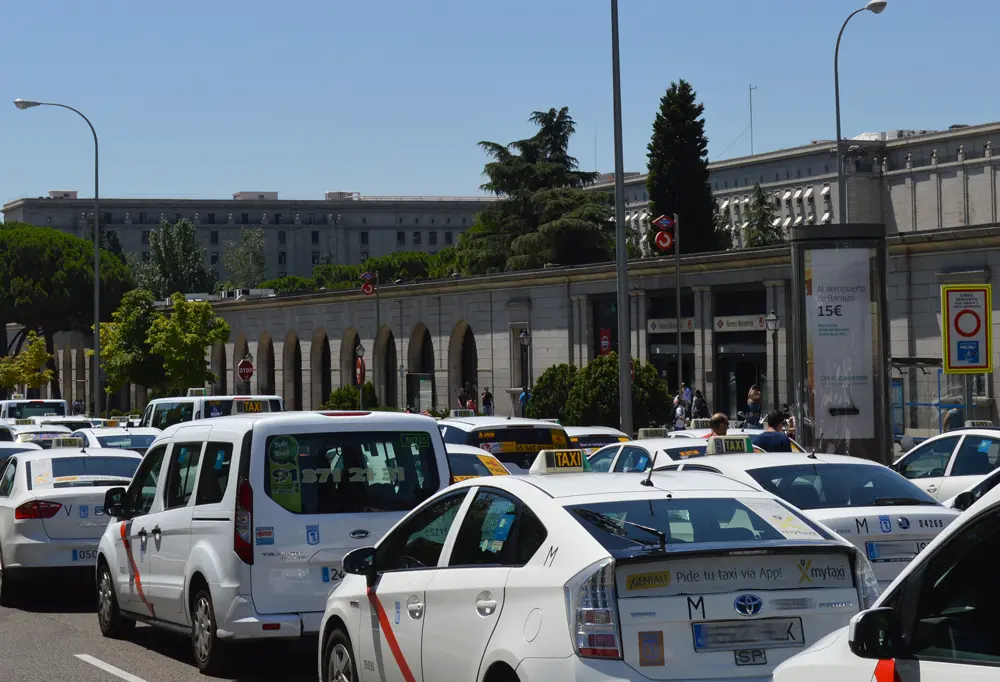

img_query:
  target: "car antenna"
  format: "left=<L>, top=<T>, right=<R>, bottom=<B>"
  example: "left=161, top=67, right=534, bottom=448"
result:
left=641, top=450, right=659, bottom=487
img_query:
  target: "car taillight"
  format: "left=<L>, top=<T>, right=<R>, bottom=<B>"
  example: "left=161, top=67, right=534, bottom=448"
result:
left=234, top=475, right=253, bottom=565
left=15, top=500, right=63, bottom=519
left=854, top=549, right=881, bottom=610
left=564, top=558, right=621, bottom=659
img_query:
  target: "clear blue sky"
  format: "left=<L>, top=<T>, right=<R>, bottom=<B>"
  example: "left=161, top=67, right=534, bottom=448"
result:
left=2, top=0, right=993, bottom=202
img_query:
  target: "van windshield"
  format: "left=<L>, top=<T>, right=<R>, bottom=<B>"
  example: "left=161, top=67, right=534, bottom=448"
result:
left=262, top=430, right=440, bottom=514
left=6, top=401, right=67, bottom=418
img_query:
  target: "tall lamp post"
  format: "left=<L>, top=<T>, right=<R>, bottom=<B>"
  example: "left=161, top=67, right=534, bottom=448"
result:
left=356, top=342, right=366, bottom=409
left=834, top=0, right=887, bottom=224
left=765, top=310, right=781, bottom=410
left=14, top=99, right=102, bottom=416
left=519, top=329, right=531, bottom=416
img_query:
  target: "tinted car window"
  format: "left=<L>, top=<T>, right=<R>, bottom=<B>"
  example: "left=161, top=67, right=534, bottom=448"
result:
left=747, top=463, right=939, bottom=510
left=448, top=453, right=492, bottom=479
left=164, top=443, right=203, bottom=509
left=898, top=436, right=960, bottom=479
left=196, top=442, right=234, bottom=505
left=950, top=435, right=1000, bottom=477
left=125, top=446, right=167, bottom=516
left=375, top=491, right=466, bottom=571
left=588, top=445, right=620, bottom=472
left=152, top=402, right=194, bottom=429
left=450, top=490, right=520, bottom=567
left=262, top=430, right=440, bottom=514
left=96, top=434, right=157, bottom=453
left=466, top=425, right=570, bottom=471
left=27, top=456, right=139, bottom=489
left=6, top=401, right=66, bottom=418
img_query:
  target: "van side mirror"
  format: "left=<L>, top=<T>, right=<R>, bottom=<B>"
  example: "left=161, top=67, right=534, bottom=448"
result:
left=848, top=607, right=905, bottom=660
left=343, top=546, right=377, bottom=587
left=953, top=491, right=975, bottom=511
left=104, top=487, right=127, bottom=518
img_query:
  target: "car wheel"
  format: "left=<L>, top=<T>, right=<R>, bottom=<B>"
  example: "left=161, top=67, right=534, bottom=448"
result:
left=0, top=547, right=20, bottom=608
left=324, top=628, right=359, bottom=682
left=191, top=588, right=228, bottom=675
left=97, top=562, right=134, bottom=638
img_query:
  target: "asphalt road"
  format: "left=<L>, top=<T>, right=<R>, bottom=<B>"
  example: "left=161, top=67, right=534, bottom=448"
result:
left=0, top=578, right=317, bottom=682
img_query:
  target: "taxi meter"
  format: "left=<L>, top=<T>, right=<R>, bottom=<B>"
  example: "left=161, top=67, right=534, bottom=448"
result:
left=529, top=449, right=592, bottom=474
left=706, top=434, right=754, bottom=455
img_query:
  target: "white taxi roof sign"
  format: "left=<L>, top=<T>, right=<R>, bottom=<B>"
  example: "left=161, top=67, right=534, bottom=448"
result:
left=449, top=409, right=475, bottom=418
left=529, top=449, right=591, bottom=475
left=51, top=437, right=85, bottom=448
left=16, top=432, right=66, bottom=443
left=690, top=418, right=711, bottom=428
left=706, top=434, right=755, bottom=455
left=637, top=428, right=670, bottom=439
left=43, top=412, right=57, bottom=416
left=13, top=419, right=34, bottom=425
left=965, top=420, right=994, bottom=427
left=10, top=393, right=24, bottom=399
left=187, top=387, right=209, bottom=397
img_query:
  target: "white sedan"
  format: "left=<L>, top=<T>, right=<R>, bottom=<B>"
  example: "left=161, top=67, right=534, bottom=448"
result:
left=564, top=426, right=629, bottom=456
left=318, top=450, right=880, bottom=682
left=890, top=427, right=1000, bottom=501
left=0, top=444, right=141, bottom=606
left=70, top=427, right=161, bottom=455
left=587, top=437, right=718, bottom=472
left=657, top=453, right=960, bottom=589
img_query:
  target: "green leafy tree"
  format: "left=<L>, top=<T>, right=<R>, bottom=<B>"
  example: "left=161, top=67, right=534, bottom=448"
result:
left=258, top=276, right=319, bottom=296
left=525, top=363, right=577, bottom=421
left=325, top=382, right=379, bottom=410
left=630, top=361, right=672, bottom=429
left=130, top=219, right=216, bottom=298
left=146, top=293, right=230, bottom=395
left=311, top=250, right=461, bottom=291
left=713, top=203, right=734, bottom=250
left=87, top=216, right=125, bottom=263
left=564, top=352, right=671, bottom=430
left=0, top=223, right=132, bottom=398
left=221, top=227, right=266, bottom=288
left=457, top=107, right=613, bottom=274
left=0, top=331, right=54, bottom=391
left=96, top=290, right=167, bottom=396
left=646, top=80, right=718, bottom=254
left=745, top=183, right=784, bottom=247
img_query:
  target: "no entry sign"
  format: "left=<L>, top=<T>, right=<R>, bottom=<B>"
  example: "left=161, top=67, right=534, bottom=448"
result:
left=356, top=357, right=367, bottom=385
left=942, top=284, right=993, bottom=373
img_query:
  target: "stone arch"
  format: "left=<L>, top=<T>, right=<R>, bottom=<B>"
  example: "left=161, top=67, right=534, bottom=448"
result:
left=282, top=330, right=303, bottom=410
left=375, top=326, right=398, bottom=409
left=340, top=328, right=360, bottom=388
left=310, top=328, right=332, bottom=408
left=406, top=323, right=435, bottom=410
left=74, top=345, right=87, bottom=409
left=61, top=342, right=73, bottom=403
left=231, top=331, right=249, bottom=392
left=257, top=332, right=276, bottom=395
left=448, top=321, right=478, bottom=409
left=211, top=342, right=228, bottom=395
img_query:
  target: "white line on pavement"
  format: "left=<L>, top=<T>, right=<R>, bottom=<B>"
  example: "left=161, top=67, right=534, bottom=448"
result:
left=74, top=654, right=149, bottom=682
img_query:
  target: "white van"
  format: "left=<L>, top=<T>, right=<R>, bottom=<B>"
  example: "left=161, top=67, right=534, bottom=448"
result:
left=139, top=391, right=284, bottom=430
left=0, top=396, right=69, bottom=420
left=95, top=410, right=450, bottom=675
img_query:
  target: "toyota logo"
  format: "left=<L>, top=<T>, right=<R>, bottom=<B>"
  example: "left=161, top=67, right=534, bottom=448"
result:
left=734, top=594, right=763, bottom=617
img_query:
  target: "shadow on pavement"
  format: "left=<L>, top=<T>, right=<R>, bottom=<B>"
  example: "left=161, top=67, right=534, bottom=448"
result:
left=129, top=625, right=317, bottom=681
left=12, top=577, right=97, bottom=614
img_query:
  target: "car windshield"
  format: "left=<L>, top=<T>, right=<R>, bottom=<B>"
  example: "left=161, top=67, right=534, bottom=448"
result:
left=27, top=456, right=139, bottom=489
left=746, top=462, right=940, bottom=510
left=6, top=401, right=66, bottom=418
left=448, top=453, right=492, bottom=478
left=38, top=420, right=91, bottom=430
left=568, top=497, right=830, bottom=550
left=97, top=434, right=158, bottom=454
left=442, top=424, right=570, bottom=471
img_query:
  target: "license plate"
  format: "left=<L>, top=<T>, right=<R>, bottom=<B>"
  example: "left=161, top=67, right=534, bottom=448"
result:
left=734, top=649, right=767, bottom=666
left=72, top=549, right=98, bottom=562
left=692, top=618, right=804, bottom=651
left=866, top=540, right=927, bottom=563
left=321, top=567, right=345, bottom=584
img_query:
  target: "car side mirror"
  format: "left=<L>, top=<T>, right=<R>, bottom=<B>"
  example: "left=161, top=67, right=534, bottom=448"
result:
left=343, top=546, right=377, bottom=587
left=848, top=607, right=905, bottom=660
left=104, top=487, right=127, bottom=518
left=953, top=491, right=975, bottom=511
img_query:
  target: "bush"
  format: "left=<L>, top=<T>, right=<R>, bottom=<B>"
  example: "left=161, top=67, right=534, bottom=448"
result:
left=563, top=352, right=671, bottom=430
left=526, top=363, right=577, bottom=421
left=325, top=382, right=379, bottom=410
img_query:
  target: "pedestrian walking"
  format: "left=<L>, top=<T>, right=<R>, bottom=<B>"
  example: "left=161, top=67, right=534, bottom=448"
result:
left=692, top=390, right=709, bottom=419
left=481, top=387, right=494, bottom=416
left=746, top=385, right=762, bottom=427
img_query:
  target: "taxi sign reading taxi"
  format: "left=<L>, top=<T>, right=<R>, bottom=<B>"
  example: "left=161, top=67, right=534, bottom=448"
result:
left=706, top=435, right=754, bottom=455
left=942, top=284, right=993, bottom=374
left=529, top=449, right=591, bottom=474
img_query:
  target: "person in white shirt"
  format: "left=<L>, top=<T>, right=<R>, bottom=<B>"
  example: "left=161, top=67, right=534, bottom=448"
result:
left=673, top=396, right=687, bottom=430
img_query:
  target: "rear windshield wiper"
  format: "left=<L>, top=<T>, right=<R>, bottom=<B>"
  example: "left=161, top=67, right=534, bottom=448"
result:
left=573, top=508, right=667, bottom=549
left=874, top=496, right=938, bottom=506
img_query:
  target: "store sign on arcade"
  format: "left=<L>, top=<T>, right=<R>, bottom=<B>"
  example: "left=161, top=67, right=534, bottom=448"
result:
left=942, top=285, right=993, bottom=374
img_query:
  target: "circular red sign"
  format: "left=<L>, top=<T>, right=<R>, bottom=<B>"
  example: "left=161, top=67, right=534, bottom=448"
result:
left=237, top=359, right=254, bottom=382
left=600, top=336, right=611, bottom=352
left=655, top=231, right=674, bottom=251
left=361, top=282, right=375, bottom=296
left=954, top=309, right=982, bottom=338
left=356, top=357, right=366, bottom=384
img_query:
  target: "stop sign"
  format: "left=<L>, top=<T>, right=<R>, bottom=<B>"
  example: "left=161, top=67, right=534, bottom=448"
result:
left=655, top=230, right=674, bottom=251
left=356, top=357, right=366, bottom=385
left=237, top=359, right=254, bottom=382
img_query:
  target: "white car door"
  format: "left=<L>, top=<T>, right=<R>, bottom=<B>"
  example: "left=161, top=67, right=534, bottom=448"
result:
left=938, top=433, right=1000, bottom=501
left=895, top=435, right=962, bottom=498
left=0, top=459, right=19, bottom=564
left=357, top=489, right=470, bottom=682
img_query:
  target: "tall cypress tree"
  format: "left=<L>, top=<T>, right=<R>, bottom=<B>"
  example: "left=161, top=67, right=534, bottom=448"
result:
left=646, top=80, right=718, bottom=254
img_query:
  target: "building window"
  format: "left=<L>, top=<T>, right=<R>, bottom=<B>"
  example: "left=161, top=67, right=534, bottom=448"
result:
left=308, top=213, right=316, bottom=225
left=362, top=217, right=367, bottom=225
left=360, top=250, right=369, bottom=262
left=141, top=251, right=150, bottom=262
left=414, top=217, right=419, bottom=224
left=106, top=229, right=117, bottom=244
left=210, top=230, right=219, bottom=245
left=446, top=218, right=451, bottom=225
left=361, top=231, right=369, bottom=246
left=278, top=230, right=286, bottom=246
left=207, top=213, right=216, bottom=225
left=278, top=252, right=286, bottom=265
left=141, top=230, right=150, bottom=245
left=311, top=251, right=320, bottom=264
left=413, top=231, right=421, bottom=245
left=397, top=231, right=405, bottom=246
left=461, top=218, right=466, bottom=224
left=311, top=230, right=319, bottom=245
left=274, top=213, right=282, bottom=225
left=138, top=212, right=147, bottom=225
left=103, top=212, right=112, bottom=225
left=399, top=217, right=404, bottom=224
left=445, top=231, right=453, bottom=245
left=241, top=213, right=249, bottom=225
left=211, top=252, right=219, bottom=265
left=430, top=218, right=435, bottom=224
left=429, top=231, right=437, bottom=245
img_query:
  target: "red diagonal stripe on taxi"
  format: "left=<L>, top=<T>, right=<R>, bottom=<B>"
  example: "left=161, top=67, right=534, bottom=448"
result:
left=874, top=659, right=901, bottom=682
left=119, top=522, right=155, bottom=618
left=366, top=587, right=416, bottom=682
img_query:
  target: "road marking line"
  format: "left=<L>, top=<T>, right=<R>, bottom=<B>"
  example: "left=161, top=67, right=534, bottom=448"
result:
left=74, top=654, right=149, bottom=682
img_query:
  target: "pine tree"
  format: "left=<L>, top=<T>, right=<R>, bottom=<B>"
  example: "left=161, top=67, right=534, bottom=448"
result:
left=745, top=183, right=784, bottom=247
left=646, top=80, right=718, bottom=254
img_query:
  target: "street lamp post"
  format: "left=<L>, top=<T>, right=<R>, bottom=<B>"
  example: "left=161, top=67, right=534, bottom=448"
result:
left=834, top=0, right=887, bottom=224
left=519, top=329, right=531, bottom=416
left=765, top=310, right=781, bottom=410
left=15, top=99, right=102, bottom=416
left=356, top=342, right=366, bottom=410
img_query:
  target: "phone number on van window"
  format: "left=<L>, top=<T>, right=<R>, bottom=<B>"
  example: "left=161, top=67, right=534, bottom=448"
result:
left=270, top=467, right=407, bottom=485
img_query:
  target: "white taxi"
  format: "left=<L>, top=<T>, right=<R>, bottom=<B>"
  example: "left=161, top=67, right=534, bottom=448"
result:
left=0, top=442, right=142, bottom=606
left=439, top=416, right=572, bottom=474
left=446, top=444, right=511, bottom=483
left=890, top=427, right=1000, bottom=501
left=587, top=438, right=716, bottom=473
left=318, top=449, right=880, bottom=682
left=774, top=463, right=1000, bottom=682
left=565, top=426, right=630, bottom=456
left=11, top=425, right=74, bottom=448
left=26, top=415, right=95, bottom=432
left=658, top=452, right=960, bottom=589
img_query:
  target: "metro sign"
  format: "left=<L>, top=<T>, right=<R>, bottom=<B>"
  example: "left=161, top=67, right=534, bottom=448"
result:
left=652, top=215, right=674, bottom=230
